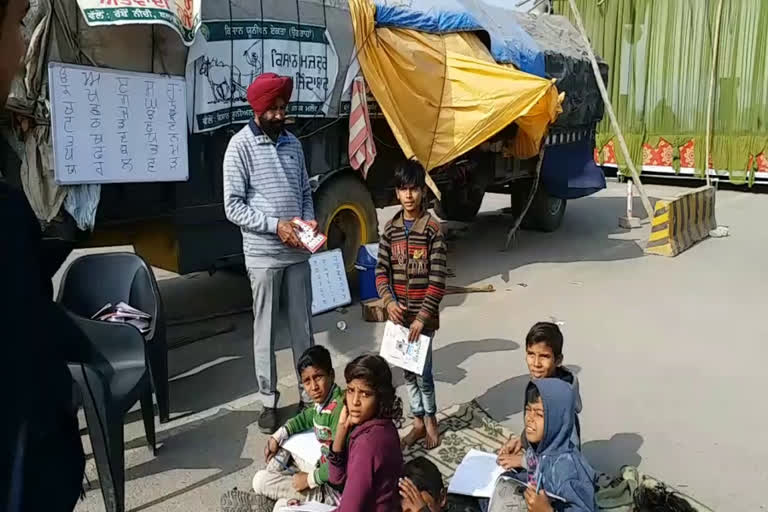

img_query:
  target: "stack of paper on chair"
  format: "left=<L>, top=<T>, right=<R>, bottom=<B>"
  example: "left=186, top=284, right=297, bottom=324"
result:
left=92, top=302, right=152, bottom=334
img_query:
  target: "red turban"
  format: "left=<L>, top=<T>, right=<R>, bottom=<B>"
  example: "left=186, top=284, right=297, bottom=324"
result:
left=247, top=73, right=293, bottom=116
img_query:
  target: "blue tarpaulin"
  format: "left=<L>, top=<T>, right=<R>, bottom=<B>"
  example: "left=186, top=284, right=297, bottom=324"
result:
left=374, top=0, right=546, bottom=77
left=541, top=138, right=606, bottom=199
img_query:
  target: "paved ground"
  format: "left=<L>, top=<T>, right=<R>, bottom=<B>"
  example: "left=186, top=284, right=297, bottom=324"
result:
left=68, top=180, right=768, bottom=512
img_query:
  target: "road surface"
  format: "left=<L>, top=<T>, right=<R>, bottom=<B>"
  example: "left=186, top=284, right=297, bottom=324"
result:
left=69, top=181, right=768, bottom=512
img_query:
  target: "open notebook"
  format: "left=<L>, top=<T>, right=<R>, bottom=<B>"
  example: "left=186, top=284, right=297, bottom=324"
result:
left=449, top=449, right=566, bottom=503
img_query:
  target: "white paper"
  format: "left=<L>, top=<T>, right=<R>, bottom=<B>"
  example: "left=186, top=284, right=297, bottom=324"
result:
left=279, top=502, right=335, bottom=512
left=48, top=62, right=189, bottom=185
left=447, top=449, right=506, bottom=498
left=282, top=431, right=323, bottom=467
left=379, top=321, right=430, bottom=375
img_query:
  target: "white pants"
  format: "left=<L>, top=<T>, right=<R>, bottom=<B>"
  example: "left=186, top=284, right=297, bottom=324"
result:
left=252, top=454, right=340, bottom=511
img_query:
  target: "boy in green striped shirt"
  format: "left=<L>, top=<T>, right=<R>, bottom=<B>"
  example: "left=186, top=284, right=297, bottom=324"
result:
left=252, top=345, right=345, bottom=509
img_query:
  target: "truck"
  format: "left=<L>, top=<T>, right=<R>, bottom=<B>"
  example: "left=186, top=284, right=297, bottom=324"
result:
left=0, top=0, right=608, bottom=275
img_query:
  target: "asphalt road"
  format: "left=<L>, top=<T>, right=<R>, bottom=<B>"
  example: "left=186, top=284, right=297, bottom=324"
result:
left=70, top=180, right=768, bottom=512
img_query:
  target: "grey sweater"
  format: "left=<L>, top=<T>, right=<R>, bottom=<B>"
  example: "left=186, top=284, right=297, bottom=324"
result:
left=223, top=121, right=315, bottom=268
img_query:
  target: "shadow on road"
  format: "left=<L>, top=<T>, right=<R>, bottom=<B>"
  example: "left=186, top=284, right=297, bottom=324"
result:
left=582, top=432, right=644, bottom=476
left=84, top=408, right=262, bottom=512
left=441, top=195, right=655, bottom=309
left=474, top=365, right=582, bottom=423
left=145, top=193, right=653, bottom=420
left=433, top=338, right=520, bottom=385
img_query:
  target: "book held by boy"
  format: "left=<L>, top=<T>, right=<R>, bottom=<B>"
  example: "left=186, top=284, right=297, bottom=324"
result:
left=281, top=430, right=322, bottom=466
left=379, top=320, right=430, bottom=375
left=447, top=449, right=506, bottom=498
left=449, top=449, right=566, bottom=503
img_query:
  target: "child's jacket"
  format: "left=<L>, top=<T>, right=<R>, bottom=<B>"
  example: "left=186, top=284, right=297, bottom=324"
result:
left=555, top=366, right=582, bottom=448
left=281, top=385, right=344, bottom=488
left=327, top=418, right=403, bottom=512
left=524, top=367, right=583, bottom=449
left=375, top=210, right=447, bottom=331
left=525, top=379, right=597, bottom=512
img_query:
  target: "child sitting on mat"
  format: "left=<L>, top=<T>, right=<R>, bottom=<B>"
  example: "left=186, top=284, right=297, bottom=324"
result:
left=326, top=354, right=404, bottom=511
left=488, top=379, right=596, bottom=512
left=499, top=322, right=583, bottom=472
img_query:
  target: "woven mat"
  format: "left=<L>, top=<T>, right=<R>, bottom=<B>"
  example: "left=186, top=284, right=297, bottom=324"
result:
left=399, top=401, right=515, bottom=512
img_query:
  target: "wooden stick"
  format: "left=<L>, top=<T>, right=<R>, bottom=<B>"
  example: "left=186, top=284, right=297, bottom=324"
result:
left=445, top=284, right=496, bottom=295
left=566, top=0, right=654, bottom=219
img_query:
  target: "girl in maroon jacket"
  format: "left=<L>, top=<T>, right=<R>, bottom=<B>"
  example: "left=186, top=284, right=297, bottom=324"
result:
left=327, top=355, right=404, bottom=512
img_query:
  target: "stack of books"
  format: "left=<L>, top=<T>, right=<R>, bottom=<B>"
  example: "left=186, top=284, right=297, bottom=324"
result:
left=92, top=302, right=152, bottom=334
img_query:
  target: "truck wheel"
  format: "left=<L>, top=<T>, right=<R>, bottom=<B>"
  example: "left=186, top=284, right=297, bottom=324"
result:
left=520, top=185, right=567, bottom=232
left=314, top=173, right=378, bottom=272
left=434, top=187, right=485, bottom=222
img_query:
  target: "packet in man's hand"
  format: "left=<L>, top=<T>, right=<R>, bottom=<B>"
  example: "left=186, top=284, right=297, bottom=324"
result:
left=292, top=219, right=327, bottom=253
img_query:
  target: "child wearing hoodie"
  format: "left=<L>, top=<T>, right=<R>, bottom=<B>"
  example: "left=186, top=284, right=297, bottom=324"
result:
left=489, top=379, right=596, bottom=512
left=499, top=322, right=582, bottom=472
left=327, top=354, right=405, bottom=512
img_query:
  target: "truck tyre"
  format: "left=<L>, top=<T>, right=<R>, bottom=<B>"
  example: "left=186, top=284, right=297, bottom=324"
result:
left=521, top=185, right=567, bottom=232
left=314, top=173, right=378, bottom=272
left=434, top=187, right=485, bottom=222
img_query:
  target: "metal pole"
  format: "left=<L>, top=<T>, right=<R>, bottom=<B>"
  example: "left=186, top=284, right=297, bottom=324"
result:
left=626, top=180, right=633, bottom=219
left=705, top=0, right=724, bottom=187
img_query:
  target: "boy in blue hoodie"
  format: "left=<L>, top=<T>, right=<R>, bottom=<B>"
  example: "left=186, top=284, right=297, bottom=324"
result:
left=498, top=322, right=582, bottom=476
left=488, top=379, right=596, bottom=512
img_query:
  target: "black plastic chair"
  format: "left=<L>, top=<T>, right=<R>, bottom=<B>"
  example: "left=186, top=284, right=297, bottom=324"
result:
left=57, top=252, right=170, bottom=423
left=68, top=314, right=157, bottom=512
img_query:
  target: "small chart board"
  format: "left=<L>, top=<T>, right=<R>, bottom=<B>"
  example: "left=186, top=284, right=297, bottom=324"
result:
left=309, top=249, right=351, bottom=315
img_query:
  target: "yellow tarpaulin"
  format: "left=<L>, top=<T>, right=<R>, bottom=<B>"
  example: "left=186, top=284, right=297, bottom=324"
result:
left=349, top=0, right=563, bottom=174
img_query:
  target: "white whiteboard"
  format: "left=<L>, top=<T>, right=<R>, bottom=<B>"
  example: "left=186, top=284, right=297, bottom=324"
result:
left=48, top=62, right=189, bottom=185
left=310, top=249, right=351, bottom=315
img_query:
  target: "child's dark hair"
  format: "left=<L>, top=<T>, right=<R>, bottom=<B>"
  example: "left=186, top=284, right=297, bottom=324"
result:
left=403, top=457, right=444, bottom=502
left=525, top=382, right=541, bottom=405
left=394, top=159, right=426, bottom=189
left=344, top=354, right=403, bottom=426
left=525, top=321, right=564, bottom=361
left=296, top=345, right=334, bottom=377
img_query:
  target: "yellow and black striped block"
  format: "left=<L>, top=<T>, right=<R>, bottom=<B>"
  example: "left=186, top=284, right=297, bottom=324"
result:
left=645, top=185, right=716, bottom=257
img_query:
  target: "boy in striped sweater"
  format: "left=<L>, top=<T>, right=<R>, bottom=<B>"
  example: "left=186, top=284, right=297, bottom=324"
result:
left=375, top=160, right=448, bottom=449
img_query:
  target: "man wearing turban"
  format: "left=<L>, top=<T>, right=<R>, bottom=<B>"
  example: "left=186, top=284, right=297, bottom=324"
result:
left=223, top=73, right=318, bottom=433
